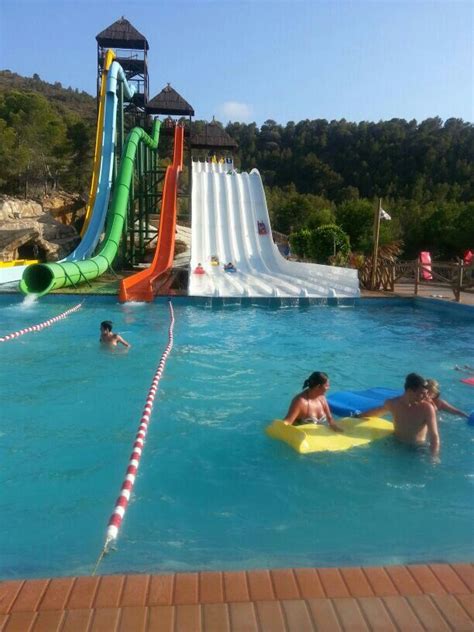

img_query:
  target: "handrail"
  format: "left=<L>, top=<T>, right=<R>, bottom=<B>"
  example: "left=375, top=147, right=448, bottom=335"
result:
left=369, top=259, right=474, bottom=302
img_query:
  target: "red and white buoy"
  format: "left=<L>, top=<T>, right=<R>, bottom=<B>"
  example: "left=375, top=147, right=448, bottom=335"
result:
left=0, top=302, right=82, bottom=343
left=100, top=301, right=175, bottom=559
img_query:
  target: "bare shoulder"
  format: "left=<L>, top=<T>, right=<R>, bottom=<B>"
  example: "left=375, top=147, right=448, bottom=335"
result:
left=419, top=400, right=436, bottom=415
left=293, top=394, right=306, bottom=407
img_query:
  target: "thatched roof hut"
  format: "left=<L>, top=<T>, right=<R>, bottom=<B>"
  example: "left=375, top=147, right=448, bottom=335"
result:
left=96, top=17, right=149, bottom=50
left=146, top=84, right=194, bottom=116
left=191, top=119, right=237, bottom=150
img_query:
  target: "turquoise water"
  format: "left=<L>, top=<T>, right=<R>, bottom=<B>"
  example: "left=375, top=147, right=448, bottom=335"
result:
left=0, top=296, right=473, bottom=579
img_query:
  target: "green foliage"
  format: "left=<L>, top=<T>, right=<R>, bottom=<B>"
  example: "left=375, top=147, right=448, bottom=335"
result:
left=0, top=68, right=472, bottom=262
left=310, top=224, right=351, bottom=264
left=266, top=185, right=335, bottom=234
left=290, top=224, right=350, bottom=264
left=0, top=89, right=93, bottom=195
left=222, top=117, right=473, bottom=260
left=0, top=70, right=95, bottom=122
left=336, top=199, right=374, bottom=253
left=289, top=228, right=312, bottom=259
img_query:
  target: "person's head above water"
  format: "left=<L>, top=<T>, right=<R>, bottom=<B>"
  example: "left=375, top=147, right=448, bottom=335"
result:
left=426, top=378, right=440, bottom=399
left=404, top=372, right=428, bottom=393
left=100, top=320, right=113, bottom=332
left=303, top=371, right=329, bottom=390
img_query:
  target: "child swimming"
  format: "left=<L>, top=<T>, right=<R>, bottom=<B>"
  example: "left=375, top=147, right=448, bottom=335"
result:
left=99, top=320, right=130, bottom=348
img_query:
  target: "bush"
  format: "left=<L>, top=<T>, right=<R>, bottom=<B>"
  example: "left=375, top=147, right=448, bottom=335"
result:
left=289, top=228, right=311, bottom=258
left=310, top=224, right=351, bottom=264
left=289, top=224, right=351, bottom=264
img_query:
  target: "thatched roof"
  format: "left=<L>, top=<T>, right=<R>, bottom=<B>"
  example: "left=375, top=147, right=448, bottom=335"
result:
left=146, top=84, right=194, bottom=116
left=96, top=17, right=149, bottom=50
left=191, top=120, right=238, bottom=149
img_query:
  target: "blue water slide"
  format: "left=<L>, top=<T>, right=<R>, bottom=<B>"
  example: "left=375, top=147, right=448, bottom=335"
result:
left=0, top=62, right=135, bottom=287
left=64, top=61, right=135, bottom=261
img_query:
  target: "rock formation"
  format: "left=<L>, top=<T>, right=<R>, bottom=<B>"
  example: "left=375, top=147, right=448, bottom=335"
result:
left=0, top=193, right=83, bottom=262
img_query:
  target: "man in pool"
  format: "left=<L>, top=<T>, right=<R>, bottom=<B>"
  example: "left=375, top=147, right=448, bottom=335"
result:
left=99, top=320, right=130, bottom=348
left=358, top=373, right=440, bottom=456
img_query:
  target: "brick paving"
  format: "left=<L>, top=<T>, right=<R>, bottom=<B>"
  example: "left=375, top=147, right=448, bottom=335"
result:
left=0, top=564, right=472, bottom=630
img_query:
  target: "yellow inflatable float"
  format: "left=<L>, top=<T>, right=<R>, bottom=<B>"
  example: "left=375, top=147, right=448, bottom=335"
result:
left=266, top=417, right=393, bottom=454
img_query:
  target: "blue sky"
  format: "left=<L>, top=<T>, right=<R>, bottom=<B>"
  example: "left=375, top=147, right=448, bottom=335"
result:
left=0, top=0, right=472, bottom=125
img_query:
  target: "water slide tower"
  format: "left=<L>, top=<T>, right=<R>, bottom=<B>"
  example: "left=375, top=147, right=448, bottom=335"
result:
left=96, top=17, right=149, bottom=113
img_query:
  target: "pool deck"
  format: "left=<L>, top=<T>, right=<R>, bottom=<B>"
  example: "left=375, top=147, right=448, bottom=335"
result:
left=361, top=282, right=474, bottom=306
left=1, top=563, right=473, bottom=631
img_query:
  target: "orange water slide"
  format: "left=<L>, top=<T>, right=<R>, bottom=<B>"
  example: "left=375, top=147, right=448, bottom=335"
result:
left=119, top=124, right=185, bottom=302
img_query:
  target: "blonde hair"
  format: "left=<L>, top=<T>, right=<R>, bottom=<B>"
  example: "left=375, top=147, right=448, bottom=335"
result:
left=426, top=379, right=440, bottom=398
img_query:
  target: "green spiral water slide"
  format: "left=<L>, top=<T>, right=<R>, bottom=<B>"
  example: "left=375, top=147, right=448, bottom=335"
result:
left=20, top=120, right=161, bottom=296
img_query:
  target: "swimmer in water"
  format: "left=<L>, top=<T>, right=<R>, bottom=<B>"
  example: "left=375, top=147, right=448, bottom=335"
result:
left=283, top=371, right=343, bottom=432
left=425, top=379, right=468, bottom=418
left=99, top=320, right=130, bottom=348
left=358, top=373, right=439, bottom=457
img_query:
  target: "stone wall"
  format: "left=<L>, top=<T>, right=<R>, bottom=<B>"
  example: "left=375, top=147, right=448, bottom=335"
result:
left=0, top=194, right=81, bottom=262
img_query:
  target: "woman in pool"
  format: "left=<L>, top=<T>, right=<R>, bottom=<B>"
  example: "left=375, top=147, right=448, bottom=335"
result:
left=425, top=379, right=468, bottom=418
left=283, top=371, right=343, bottom=432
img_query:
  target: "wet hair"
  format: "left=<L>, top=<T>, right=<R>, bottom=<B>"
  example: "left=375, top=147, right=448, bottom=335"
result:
left=303, top=372, right=329, bottom=389
left=101, top=320, right=113, bottom=332
left=404, top=372, right=428, bottom=391
left=426, top=378, right=440, bottom=398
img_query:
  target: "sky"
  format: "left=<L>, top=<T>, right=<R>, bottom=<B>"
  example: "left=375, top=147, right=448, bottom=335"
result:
left=0, top=0, right=472, bottom=126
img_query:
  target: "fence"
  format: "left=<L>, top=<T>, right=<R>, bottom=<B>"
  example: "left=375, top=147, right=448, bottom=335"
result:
left=361, top=260, right=474, bottom=302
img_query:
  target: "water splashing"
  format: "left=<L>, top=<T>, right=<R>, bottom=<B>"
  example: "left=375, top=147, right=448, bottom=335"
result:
left=20, top=294, right=39, bottom=309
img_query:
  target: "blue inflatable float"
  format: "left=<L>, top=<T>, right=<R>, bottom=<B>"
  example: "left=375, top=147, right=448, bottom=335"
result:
left=327, top=387, right=401, bottom=417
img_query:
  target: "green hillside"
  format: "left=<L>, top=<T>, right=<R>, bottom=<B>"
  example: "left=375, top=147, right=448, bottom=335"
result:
left=0, top=70, right=95, bottom=122
left=0, top=70, right=472, bottom=260
left=0, top=71, right=96, bottom=195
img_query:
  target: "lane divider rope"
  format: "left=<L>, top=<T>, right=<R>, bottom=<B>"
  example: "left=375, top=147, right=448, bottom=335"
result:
left=93, top=300, right=175, bottom=574
left=0, top=302, right=83, bottom=343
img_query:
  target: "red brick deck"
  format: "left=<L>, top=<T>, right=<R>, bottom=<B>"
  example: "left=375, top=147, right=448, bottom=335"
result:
left=0, top=564, right=473, bottom=631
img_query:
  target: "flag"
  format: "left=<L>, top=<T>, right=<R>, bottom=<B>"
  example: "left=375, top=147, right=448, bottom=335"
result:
left=379, top=207, right=391, bottom=221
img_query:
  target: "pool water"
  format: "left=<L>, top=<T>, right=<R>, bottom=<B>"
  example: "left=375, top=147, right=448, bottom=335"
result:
left=0, top=297, right=473, bottom=579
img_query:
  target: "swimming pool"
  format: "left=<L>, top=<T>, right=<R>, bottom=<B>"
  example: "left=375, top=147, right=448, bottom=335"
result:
left=0, top=296, right=473, bottom=579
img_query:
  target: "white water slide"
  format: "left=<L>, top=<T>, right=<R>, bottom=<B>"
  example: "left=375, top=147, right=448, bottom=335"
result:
left=189, top=161, right=360, bottom=299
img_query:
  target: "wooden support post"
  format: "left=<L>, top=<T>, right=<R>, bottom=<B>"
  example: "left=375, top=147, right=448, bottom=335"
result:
left=456, top=260, right=464, bottom=302
left=370, top=198, right=382, bottom=290
left=415, top=259, right=419, bottom=295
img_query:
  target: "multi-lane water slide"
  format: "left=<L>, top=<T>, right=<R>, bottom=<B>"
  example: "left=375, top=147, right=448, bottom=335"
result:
left=119, top=124, right=184, bottom=302
left=189, top=161, right=360, bottom=298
